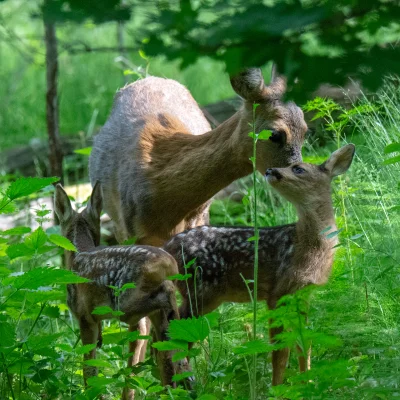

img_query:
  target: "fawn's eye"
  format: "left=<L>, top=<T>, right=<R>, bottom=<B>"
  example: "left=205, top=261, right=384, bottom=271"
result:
left=292, top=165, right=306, bottom=174
left=269, top=130, right=286, bottom=144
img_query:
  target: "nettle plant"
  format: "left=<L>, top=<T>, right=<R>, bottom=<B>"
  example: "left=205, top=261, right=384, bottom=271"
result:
left=0, top=178, right=173, bottom=400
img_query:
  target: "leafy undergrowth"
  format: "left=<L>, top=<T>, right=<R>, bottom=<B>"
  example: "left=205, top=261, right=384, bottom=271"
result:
left=2, top=84, right=400, bottom=399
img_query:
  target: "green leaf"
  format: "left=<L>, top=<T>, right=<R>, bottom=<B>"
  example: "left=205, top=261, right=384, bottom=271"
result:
left=384, top=142, right=400, bottom=154
left=172, top=371, right=194, bottom=382
left=0, top=321, right=16, bottom=348
left=6, top=243, right=35, bottom=260
left=5, top=177, right=58, bottom=201
left=197, top=395, right=218, bottom=400
left=247, top=235, right=259, bottom=242
left=184, top=258, right=197, bottom=269
left=74, top=147, right=92, bottom=155
left=172, top=351, right=189, bottom=362
left=76, top=344, right=97, bottom=355
left=233, top=339, right=271, bottom=355
left=120, top=282, right=136, bottom=292
left=84, top=359, right=112, bottom=368
left=0, top=197, right=17, bottom=214
left=1, top=227, right=31, bottom=236
left=48, top=234, right=77, bottom=251
left=112, top=310, right=125, bottom=317
left=152, top=340, right=188, bottom=351
left=167, top=273, right=192, bottom=281
left=383, top=155, right=400, bottom=165
left=168, top=316, right=210, bottom=342
left=257, top=129, right=272, bottom=140
left=248, top=131, right=256, bottom=139
left=11, top=267, right=90, bottom=290
left=86, top=376, right=115, bottom=388
left=147, top=385, right=164, bottom=394
left=349, top=233, right=363, bottom=240
left=25, top=227, right=47, bottom=250
left=92, top=306, right=113, bottom=315
left=326, top=229, right=343, bottom=239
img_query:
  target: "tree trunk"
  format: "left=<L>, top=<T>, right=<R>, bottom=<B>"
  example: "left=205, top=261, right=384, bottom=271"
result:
left=44, top=18, right=63, bottom=183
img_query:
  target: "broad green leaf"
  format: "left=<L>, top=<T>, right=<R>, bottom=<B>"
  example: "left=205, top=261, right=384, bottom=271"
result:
left=152, top=340, right=188, bottom=351
left=197, top=395, right=218, bottom=400
left=76, top=344, right=97, bottom=355
left=25, top=227, right=47, bottom=250
left=5, top=177, right=58, bottom=201
left=86, top=376, right=115, bottom=387
left=383, top=155, right=400, bottom=165
left=48, top=234, right=77, bottom=251
left=0, top=197, right=17, bottom=214
left=384, top=142, right=400, bottom=154
left=92, top=306, right=113, bottom=315
left=0, top=321, right=16, bottom=348
left=74, top=147, right=92, bottom=155
left=84, top=359, right=112, bottom=368
left=6, top=243, right=35, bottom=260
left=112, top=310, right=125, bottom=317
left=172, top=350, right=189, bottom=362
left=172, top=371, right=194, bottom=382
left=248, top=131, right=256, bottom=138
left=147, top=385, right=164, bottom=394
left=1, top=227, right=31, bottom=236
left=233, top=339, right=271, bottom=355
left=168, top=316, right=210, bottom=342
left=11, top=267, right=90, bottom=290
left=43, top=305, right=60, bottom=318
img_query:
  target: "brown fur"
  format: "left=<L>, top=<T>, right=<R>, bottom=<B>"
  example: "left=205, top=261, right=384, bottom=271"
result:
left=54, top=183, right=190, bottom=399
left=89, top=69, right=308, bottom=245
left=164, top=144, right=355, bottom=385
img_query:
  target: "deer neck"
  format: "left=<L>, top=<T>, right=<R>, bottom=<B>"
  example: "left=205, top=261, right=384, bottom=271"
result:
left=147, top=111, right=254, bottom=212
left=65, top=226, right=96, bottom=270
left=295, top=195, right=337, bottom=247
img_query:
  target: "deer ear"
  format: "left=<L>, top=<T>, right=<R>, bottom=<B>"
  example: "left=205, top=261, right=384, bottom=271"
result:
left=54, top=184, right=73, bottom=223
left=322, top=144, right=355, bottom=178
left=264, top=64, right=286, bottom=100
left=230, top=68, right=266, bottom=102
left=86, top=181, right=103, bottom=222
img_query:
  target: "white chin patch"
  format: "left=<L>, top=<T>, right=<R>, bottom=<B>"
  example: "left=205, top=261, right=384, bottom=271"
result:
left=266, top=175, right=278, bottom=183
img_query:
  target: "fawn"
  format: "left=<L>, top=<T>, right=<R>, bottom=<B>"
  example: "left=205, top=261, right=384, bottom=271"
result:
left=164, top=144, right=355, bottom=385
left=54, top=182, right=187, bottom=399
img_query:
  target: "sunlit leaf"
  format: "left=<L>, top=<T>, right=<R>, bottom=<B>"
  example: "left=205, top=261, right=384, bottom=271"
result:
left=48, top=234, right=77, bottom=251
left=5, top=177, right=58, bottom=201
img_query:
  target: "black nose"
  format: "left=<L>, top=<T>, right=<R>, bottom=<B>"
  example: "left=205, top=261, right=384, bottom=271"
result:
left=266, top=168, right=273, bottom=176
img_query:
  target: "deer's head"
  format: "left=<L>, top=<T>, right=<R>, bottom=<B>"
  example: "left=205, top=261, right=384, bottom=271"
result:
left=54, top=181, right=103, bottom=251
left=230, top=67, right=308, bottom=170
left=266, top=144, right=355, bottom=206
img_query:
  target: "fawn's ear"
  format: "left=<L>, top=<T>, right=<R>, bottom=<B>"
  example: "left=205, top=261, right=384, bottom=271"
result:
left=322, top=144, right=355, bottom=178
left=54, top=184, right=73, bottom=223
left=86, top=181, right=103, bottom=222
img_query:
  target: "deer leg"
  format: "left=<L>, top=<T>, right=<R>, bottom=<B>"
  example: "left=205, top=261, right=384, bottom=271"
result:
left=269, top=324, right=290, bottom=386
left=296, top=343, right=311, bottom=373
left=79, top=316, right=100, bottom=385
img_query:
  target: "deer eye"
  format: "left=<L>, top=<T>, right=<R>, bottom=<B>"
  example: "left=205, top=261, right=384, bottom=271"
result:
left=292, top=166, right=305, bottom=174
left=269, top=130, right=285, bottom=143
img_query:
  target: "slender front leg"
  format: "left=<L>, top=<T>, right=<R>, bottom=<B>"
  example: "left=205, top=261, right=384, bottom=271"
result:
left=269, top=325, right=290, bottom=386
left=122, top=319, right=150, bottom=400
left=79, top=317, right=100, bottom=385
left=296, top=343, right=311, bottom=373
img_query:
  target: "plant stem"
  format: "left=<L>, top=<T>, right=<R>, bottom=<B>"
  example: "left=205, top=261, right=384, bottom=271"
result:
left=251, top=103, right=260, bottom=400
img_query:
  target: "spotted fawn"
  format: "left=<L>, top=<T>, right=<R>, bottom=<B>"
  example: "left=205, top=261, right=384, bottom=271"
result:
left=164, top=144, right=355, bottom=385
left=54, top=182, right=186, bottom=399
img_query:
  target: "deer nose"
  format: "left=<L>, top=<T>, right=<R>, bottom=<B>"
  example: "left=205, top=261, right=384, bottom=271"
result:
left=266, top=168, right=273, bottom=176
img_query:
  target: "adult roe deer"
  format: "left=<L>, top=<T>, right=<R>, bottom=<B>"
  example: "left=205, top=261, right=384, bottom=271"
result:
left=54, top=182, right=189, bottom=399
left=89, top=68, right=308, bottom=246
left=164, top=144, right=356, bottom=385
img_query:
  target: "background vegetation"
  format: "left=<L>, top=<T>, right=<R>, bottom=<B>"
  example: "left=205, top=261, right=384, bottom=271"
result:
left=1, top=0, right=400, bottom=399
